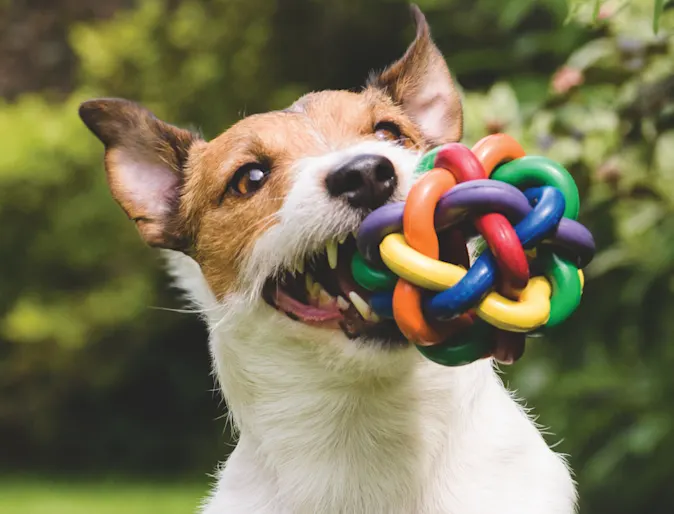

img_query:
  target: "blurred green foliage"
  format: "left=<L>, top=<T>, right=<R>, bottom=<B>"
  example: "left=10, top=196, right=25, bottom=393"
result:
left=0, top=0, right=673, bottom=512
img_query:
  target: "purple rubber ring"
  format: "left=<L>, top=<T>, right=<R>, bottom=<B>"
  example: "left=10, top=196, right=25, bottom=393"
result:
left=357, top=180, right=596, bottom=268
left=356, top=202, right=405, bottom=267
left=434, top=180, right=531, bottom=230
left=545, top=218, right=595, bottom=267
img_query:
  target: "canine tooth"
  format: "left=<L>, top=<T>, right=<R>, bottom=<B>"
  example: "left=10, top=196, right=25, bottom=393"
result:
left=305, top=273, right=315, bottom=294
left=297, top=259, right=305, bottom=274
left=326, top=240, right=338, bottom=269
left=348, top=292, right=373, bottom=321
left=318, top=288, right=335, bottom=308
left=337, top=296, right=350, bottom=311
left=312, top=283, right=322, bottom=298
left=338, top=234, right=347, bottom=245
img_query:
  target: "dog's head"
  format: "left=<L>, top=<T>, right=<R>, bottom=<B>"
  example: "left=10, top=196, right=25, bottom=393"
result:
left=80, top=6, right=462, bottom=382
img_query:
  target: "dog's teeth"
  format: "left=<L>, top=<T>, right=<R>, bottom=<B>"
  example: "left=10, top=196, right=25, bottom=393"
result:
left=348, top=292, right=374, bottom=321
left=338, top=234, right=347, bottom=245
left=352, top=230, right=358, bottom=240
left=318, top=288, right=335, bottom=308
left=326, top=240, right=338, bottom=269
left=337, top=295, right=350, bottom=311
left=297, top=259, right=305, bottom=274
left=306, top=274, right=322, bottom=306
left=306, top=273, right=315, bottom=295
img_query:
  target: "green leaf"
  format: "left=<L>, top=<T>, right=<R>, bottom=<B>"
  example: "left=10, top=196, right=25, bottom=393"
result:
left=654, top=0, right=665, bottom=32
left=592, top=0, right=601, bottom=22
left=567, top=38, right=616, bottom=70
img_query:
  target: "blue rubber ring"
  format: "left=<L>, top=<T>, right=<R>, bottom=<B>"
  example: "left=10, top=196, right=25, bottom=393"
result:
left=370, top=292, right=394, bottom=318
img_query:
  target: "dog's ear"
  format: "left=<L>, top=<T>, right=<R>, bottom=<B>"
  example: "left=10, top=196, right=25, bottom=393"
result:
left=368, top=5, right=462, bottom=144
left=79, top=98, right=199, bottom=251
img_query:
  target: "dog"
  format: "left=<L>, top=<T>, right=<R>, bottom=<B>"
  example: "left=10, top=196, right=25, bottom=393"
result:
left=79, top=6, right=577, bottom=513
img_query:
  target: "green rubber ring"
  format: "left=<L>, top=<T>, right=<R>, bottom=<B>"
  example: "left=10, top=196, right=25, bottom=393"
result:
left=540, top=250, right=582, bottom=327
left=416, top=321, right=494, bottom=366
left=491, top=156, right=580, bottom=220
left=414, top=146, right=442, bottom=177
left=351, top=251, right=398, bottom=291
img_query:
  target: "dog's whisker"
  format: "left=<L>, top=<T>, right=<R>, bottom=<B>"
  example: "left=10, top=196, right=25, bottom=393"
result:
left=148, top=305, right=221, bottom=314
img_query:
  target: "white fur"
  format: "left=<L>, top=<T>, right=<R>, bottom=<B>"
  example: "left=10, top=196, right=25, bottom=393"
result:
left=164, top=140, right=577, bottom=513
left=243, top=140, right=418, bottom=299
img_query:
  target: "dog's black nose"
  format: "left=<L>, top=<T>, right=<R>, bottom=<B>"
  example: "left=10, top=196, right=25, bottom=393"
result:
left=325, top=154, right=397, bottom=210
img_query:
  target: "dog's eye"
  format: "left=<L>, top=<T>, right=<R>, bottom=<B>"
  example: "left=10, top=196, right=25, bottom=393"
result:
left=374, top=122, right=406, bottom=145
left=228, top=163, right=270, bottom=197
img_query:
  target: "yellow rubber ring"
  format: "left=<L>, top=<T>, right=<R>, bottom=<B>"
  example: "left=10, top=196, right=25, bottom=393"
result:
left=380, top=234, right=583, bottom=332
left=380, top=233, right=465, bottom=291
left=478, top=276, right=551, bottom=331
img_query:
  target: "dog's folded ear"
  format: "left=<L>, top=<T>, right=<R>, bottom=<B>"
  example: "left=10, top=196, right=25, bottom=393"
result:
left=79, top=99, right=200, bottom=251
left=368, top=4, right=463, bottom=144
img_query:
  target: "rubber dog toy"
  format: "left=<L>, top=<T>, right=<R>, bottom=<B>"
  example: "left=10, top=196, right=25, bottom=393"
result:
left=351, top=134, right=595, bottom=367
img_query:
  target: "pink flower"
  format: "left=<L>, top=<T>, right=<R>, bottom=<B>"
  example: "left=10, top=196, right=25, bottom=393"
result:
left=551, top=66, right=584, bottom=94
left=598, top=3, right=614, bottom=20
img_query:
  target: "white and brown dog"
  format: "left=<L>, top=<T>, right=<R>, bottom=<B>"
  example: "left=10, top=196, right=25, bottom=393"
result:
left=79, top=6, right=576, bottom=513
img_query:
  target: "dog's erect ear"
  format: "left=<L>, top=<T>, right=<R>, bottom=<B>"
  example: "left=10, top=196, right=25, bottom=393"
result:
left=79, top=98, right=199, bottom=251
left=368, top=5, right=462, bottom=144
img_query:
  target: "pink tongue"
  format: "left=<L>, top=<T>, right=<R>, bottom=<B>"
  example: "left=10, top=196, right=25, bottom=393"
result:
left=274, top=288, right=343, bottom=324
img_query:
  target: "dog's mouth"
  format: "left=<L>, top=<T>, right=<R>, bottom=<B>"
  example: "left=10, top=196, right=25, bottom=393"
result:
left=262, top=234, right=406, bottom=345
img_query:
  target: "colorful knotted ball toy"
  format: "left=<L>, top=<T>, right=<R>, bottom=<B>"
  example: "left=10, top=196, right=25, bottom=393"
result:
left=351, top=133, right=596, bottom=367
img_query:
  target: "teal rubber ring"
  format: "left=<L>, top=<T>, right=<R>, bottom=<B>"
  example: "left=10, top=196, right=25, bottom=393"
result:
left=416, top=321, right=494, bottom=366
left=414, top=146, right=442, bottom=177
left=491, top=156, right=580, bottom=220
left=539, top=250, right=583, bottom=327
left=351, top=251, right=398, bottom=291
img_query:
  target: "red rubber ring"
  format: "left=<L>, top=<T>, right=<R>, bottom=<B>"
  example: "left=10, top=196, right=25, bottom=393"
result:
left=434, top=144, right=487, bottom=182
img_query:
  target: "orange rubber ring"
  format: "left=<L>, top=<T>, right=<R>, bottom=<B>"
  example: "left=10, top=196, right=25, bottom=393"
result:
left=393, top=280, right=443, bottom=344
left=394, top=169, right=459, bottom=344
left=403, top=169, right=456, bottom=257
left=471, top=133, right=526, bottom=176
left=393, top=279, right=475, bottom=346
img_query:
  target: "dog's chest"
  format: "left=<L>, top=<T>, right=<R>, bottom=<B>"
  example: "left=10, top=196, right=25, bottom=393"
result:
left=195, top=307, right=576, bottom=514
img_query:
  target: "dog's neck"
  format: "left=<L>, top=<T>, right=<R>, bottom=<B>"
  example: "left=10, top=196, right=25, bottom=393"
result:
left=215, top=324, right=489, bottom=511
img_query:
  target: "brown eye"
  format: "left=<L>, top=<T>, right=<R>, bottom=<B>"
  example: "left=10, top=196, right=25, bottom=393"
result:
left=374, top=121, right=405, bottom=144
left=228, top=163, right=270, bottom=197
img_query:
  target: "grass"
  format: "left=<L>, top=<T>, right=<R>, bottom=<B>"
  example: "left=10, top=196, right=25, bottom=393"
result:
left=0, top=477, right=209, bottom=514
